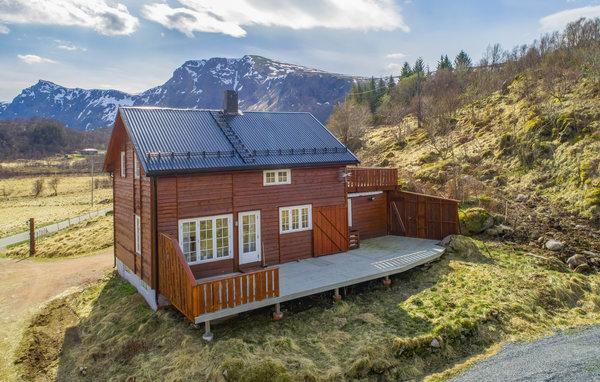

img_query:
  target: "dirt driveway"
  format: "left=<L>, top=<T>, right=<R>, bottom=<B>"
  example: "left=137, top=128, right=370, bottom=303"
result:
left=0, top=249, right=113, bottom=380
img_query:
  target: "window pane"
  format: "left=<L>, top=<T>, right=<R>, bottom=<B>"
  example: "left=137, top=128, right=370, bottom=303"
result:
left=278, top=170, right=287, bottom=183
left=215, top=217, right=230, bottom=258
left=292, top=208, right=299, bottom=229
left=265, top=171, right=275, bottom=184
left=199, top=219, right=213, bottom=260
left=280, top=209, right=289, bottom=232
left=182, top=221, right=197, bottom=263
left=301, top=207, right=309, bottom=228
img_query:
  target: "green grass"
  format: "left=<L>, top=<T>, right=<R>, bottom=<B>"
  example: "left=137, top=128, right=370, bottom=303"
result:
left=1, top=215, right=113, bottom=259
left=13, top=237, right=600, bottom=381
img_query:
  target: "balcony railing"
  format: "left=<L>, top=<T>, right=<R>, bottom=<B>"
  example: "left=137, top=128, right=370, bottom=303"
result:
left=158, top=233, right=279, bottom=321
left=346, top=167, right=398, bottom=193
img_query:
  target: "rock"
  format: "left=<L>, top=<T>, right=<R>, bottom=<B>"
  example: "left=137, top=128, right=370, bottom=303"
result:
left=439, top=235, right=454, bottom=247
left=445, top=235, right=483, bottom=258
left=430, top=338, right=441, bottom=348
left=545, top=239, right=565, bottom=251
left=575, top=264, right=592, bottom=274
left=515, top=194, right=528, bottom=202
left=566, top=254, right=588, bottom=270
left=459, top=208, right=494, bottom=235
left=575, top=224, right=588, bottom=230
left=583, top=250, right=599, bottom=258
left=485, top=224, right=514, bottom=237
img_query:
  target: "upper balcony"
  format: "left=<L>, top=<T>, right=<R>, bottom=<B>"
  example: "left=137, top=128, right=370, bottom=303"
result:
left=345, top=167, right=398, bottom=193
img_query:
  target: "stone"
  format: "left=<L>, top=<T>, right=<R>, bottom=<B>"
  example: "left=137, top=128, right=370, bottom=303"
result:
left=445, top=235, right=483, bottom=258
left=583, top=250, right=599, bottom=258
left=439, top=235, right=454, bottom=247
left=430, top=338, right=441, bottom=348
left=459, top=208, right=494, bottom=235
left=545, top=239, right=565, bottom=251
left=515, top=194, right=528, bottom=202
left=485, top=224, right=514, bottom=237
left=566, top=254, right=588, bottom=270
left=575, top=264, right=592, bottom=274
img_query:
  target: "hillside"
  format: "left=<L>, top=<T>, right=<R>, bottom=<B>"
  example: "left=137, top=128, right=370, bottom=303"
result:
left=0, top=55, right=353, bottom=130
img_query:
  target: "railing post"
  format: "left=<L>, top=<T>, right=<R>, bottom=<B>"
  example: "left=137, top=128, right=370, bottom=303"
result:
left=29, top=218, right=35, bottom=257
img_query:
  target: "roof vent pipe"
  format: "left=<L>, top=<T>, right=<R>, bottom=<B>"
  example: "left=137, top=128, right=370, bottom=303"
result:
left=223, top=90, right=239, bottom=115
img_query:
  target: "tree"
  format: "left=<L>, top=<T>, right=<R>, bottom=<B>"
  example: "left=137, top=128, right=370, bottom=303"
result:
left=437, top=54, right=453, bottom=71
left=327, top=101, right=371, bottom=151
left=32, top=178, right=44, bottom=197
left=413, top=58, right=425, bottom=74
left=49, top=176, right=60, bottom=196
left=367, top=77, right=378, bottom=113
left=387, top=75, right=396, bottom=92
left=454, top=50, right=472, bottom=71
left=480, top=43, right=504, bottom=68
left=377, top=77, right=387, bottom=104
left=400, top=62, right=413, bottom=78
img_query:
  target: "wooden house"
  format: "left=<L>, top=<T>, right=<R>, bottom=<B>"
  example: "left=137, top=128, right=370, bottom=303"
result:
left=103, top=91, right=459, bottom=340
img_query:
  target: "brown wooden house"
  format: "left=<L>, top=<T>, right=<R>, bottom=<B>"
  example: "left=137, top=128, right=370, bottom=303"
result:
left=104, top=91, right=459, bottom=339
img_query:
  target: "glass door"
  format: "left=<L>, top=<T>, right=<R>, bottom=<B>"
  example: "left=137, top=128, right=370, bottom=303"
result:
left=238, top=210, right=261, bottom=264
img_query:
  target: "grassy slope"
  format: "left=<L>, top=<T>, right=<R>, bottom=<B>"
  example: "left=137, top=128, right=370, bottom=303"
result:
left=356, top=75, right=600, bottom=219
left=0, top=174, right=112, bottom=237
left=1, top=215, right=113, bottom=259
left=15, top=238, right=600, bottom=381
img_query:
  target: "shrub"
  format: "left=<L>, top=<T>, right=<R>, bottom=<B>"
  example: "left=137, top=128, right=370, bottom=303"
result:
left=32, top=178, right=44, bottom=197
left=48, top=177, right=60, bottom=196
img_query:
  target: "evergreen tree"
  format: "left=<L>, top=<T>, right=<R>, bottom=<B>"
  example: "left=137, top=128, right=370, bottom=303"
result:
left=454, top=50, right=472, bottom=71
left=368, top=77, right=378, bottom=112
left=377, top=77, right=387, bottom=99
left=413, top=58, right=425, bottom=75
left=400, top=62, right=412, bottom=78
left=437, top=54, right=453, bottom=70
left=387, top=75, right=396, bottom=92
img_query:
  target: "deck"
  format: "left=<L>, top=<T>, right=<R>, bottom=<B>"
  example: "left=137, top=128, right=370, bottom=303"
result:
left=193, top=235, right=444, bottom=323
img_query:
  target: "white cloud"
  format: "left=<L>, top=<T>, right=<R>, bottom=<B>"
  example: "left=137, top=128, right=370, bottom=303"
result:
left=0, top=0, right=139, bottom=36
left=540, top=5, right=600, bottom=32
left=54, top=40, right=87, bottom=52
left=386, top=52, right=406, bottom=59
left=17, top=54, right=58, bottom=64
left=386, top=62, right=404, bottom=72
left=142, top=0, right=409, bottom=38
left=0, top=24, right=9, bottom=34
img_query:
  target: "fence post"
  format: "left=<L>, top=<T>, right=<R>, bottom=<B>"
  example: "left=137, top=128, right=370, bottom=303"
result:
left=29, top=218, right=35, bottom=257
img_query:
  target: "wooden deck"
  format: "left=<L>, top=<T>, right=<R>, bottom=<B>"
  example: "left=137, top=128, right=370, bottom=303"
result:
left=193, top=235, right=444, bottom=323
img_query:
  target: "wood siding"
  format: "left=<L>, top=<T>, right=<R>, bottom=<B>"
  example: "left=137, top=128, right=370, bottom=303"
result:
left=155, top=166, right=346, bottom=279
left=349, top=193, right=388, bottom=239
left=313, top=204, right=349, bottom=256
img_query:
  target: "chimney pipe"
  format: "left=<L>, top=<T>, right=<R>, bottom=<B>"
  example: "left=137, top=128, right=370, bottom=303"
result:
left=223, top=90, right=239, bottom=115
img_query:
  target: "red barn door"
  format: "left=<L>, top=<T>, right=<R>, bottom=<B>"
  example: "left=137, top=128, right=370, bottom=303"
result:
left=313, top=204, right=349, bottom=257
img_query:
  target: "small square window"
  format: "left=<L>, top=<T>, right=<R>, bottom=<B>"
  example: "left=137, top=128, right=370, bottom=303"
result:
left=279, top=205, right=312, bottom=234
left=264, top=169, right=291, bottom=185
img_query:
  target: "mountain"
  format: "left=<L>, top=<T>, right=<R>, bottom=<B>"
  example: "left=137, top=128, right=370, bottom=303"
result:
left=0, top=101, right=7, bottom=114
left=0, top=55, right=354, bottom=130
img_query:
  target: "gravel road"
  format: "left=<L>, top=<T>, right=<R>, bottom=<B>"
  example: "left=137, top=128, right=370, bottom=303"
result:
left=450, top=326, right=600, bottom=381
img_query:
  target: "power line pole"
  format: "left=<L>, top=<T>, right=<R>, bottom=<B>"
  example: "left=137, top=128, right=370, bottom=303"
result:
left=91, top=154, right=95, bottom=207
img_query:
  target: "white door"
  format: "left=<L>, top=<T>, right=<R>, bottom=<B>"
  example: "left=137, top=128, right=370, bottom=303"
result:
left=238, top=210, right=261, bottom=264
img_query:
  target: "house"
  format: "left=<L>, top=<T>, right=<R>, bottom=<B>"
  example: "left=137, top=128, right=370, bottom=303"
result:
left=103, top=90, right=459, bottom=341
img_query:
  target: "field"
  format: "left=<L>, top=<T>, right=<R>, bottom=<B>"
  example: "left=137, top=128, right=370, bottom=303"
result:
left=13, top=237, right=600, bottom=381
left=0, top=174, right=112, bottom=237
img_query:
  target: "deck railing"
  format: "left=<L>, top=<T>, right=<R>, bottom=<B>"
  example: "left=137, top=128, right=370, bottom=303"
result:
left=346, top=167, right=398, bottom=193
left=158, top=233, right=280, bottom=321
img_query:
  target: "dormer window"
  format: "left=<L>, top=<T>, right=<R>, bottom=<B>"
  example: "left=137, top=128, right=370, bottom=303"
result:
left=263, top=169, right=291, bottom=186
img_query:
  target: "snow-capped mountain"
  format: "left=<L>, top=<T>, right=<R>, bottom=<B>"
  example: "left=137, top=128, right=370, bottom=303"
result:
left=0, top=102, right=7, bottom=115
left=0, top=55, right=353, bottom=130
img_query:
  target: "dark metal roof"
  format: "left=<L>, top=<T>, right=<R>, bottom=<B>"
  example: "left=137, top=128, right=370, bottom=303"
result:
left=119, top=107, right=359, bottom=175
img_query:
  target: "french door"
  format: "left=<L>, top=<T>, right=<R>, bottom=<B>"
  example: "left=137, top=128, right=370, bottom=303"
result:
left=238, top=210, right=261, bottom=264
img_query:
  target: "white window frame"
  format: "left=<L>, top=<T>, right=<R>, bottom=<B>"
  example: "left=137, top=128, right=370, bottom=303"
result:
left=279, top=204, right=312, bottom=234
left=178, top=214, right=234, bottom=265
left=263, top=169, right=291, bottom=186
left=120, top=151, right=126, bottom=178
left=134, top=152, right=140, bottom=179
left=134, top=214, right=141, bottom=255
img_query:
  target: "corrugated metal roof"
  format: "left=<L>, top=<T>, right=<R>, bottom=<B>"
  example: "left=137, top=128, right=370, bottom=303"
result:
left=119, top=107, right=359, bottom=175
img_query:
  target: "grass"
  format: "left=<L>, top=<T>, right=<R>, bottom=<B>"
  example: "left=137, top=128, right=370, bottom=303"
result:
left=0, top=174, right=112, bottom=237
left=13, top=237, right=600, bottom=381
left=1, top=215, right=113, bottom=259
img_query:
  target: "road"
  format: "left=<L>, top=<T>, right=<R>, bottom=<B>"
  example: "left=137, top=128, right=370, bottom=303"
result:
left=450, top=327, right=600, bottom=382
left=0, top=207, right=112, bottom=249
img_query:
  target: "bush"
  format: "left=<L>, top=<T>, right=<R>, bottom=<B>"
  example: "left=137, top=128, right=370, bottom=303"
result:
left=459, top=208, right=494, bottom=235
left=32, top=178, right=44, bottom=197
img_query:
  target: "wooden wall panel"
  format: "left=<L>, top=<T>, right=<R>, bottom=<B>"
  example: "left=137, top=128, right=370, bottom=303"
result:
left=350, top=194, right=388, bottom=239
left=279, top=231, right=312, bottom=263
left=313, top=204, right=349, bottom=257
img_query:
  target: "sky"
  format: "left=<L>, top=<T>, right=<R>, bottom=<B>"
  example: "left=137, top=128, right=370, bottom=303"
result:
left=0, top=0, right=599, bottom=101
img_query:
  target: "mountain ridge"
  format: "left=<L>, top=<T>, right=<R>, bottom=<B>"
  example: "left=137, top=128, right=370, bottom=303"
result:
left=0, top=55, right=354, bottom=130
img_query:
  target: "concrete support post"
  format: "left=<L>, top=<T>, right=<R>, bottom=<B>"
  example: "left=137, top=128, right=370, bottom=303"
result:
left=383, top=276, right=392, bottom=286
left=333, top=288, right=342, bottom=301
left=202, top=320, right=213, bottom=342
left=273, top=303, right=283, bottom=320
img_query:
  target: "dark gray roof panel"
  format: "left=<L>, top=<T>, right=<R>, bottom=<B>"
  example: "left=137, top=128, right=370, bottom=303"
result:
left=119, top=107, right=358, bottom=175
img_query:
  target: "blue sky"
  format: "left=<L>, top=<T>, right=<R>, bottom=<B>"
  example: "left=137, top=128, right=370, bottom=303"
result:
left=0, top=0, right=599, bottom=101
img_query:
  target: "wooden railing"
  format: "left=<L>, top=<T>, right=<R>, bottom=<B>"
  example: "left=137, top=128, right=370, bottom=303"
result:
left=158, top=233, right=280, bottom=321
left=346, top=167, right=398, bottom=192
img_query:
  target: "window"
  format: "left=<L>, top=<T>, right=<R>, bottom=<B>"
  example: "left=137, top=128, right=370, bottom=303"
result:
left=178, top=214, right=233, bottom=264
left=263, top=169, right=291, bottom=185
left=134, top=214, right=141, bottom=255
left=134, top=153, right=140, bottom=179
left=279, top=205, right=312, bottom=233
left=120, top=151, right=126, bottom=177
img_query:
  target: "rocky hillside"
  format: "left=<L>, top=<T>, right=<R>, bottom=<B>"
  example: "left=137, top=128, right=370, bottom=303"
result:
left=0, top=55, right=353, bottom=130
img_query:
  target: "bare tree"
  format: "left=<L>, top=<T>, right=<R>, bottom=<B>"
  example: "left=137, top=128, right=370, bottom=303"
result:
left=327, top=101, right=371, bottom=151
left=48, top=176, right=60, bottom=196
left=32, top=178, right=44, bottom=197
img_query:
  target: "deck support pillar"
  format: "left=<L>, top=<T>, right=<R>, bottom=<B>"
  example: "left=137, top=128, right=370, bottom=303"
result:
left=383, top=276, right=392, bottom=286
left=202, top=321, right=213, bottom=342
left=333, top=288, right=342, bottom=301
left=273, top=303, right=283, bottom=320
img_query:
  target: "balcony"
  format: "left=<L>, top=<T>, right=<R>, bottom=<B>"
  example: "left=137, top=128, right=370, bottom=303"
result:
left=345, top=167, right=398, bottom=193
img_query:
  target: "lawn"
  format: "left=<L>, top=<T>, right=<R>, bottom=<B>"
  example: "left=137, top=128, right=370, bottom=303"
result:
left=0, top=174, right=112, bottom=237
left=14, top=237, right=600, bottom=381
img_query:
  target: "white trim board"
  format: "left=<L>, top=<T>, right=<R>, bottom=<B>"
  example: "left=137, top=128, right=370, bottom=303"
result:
left=347, top=191, right=384, bottom=198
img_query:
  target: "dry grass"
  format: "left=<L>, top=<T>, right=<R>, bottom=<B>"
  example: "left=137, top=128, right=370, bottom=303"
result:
left=2, top=215, right=113, bottom=259
left=13, top=237, right=600, bottom=381
left=0, top=175, right=112, bottom=237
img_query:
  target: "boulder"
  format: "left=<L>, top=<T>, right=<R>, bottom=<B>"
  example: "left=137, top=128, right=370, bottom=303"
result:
left=485, top=224, right=514, bottom=237
left=566, top=254, right=588, bottom=270
left=583, top=250, right=599, bottom=258
left=515, top=194, right=528, bottom=202
left=575, top=264, right=592, bottom=274
left=444, top=235, right=483, bottom=258
left=439, top=235, right=454, bottom=247
left=545, top=239, right=565, bottom=252
left=459, top=208, right=494, bottom=235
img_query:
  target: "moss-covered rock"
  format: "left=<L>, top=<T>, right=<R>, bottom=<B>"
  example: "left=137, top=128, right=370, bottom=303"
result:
left=443, top=235, right=483, bottom=259
left=459, top=208, right=494, bottom=235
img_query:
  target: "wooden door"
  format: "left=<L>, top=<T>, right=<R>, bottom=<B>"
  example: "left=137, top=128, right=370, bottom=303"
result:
left=313, top=204, right=349, bottom=257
